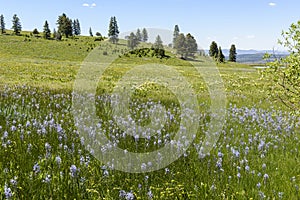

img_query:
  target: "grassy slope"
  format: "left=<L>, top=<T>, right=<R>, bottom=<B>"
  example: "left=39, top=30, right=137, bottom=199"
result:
left=0, top=34, right=280, bottom=110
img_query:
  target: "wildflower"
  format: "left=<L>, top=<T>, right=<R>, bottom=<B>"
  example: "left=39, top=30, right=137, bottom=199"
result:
left=147, top=189, right=153, bottom=199
left=10, top=177, right=17, bottom=186
left=125, top=191, right=135, bottom=200
left=257, top=182, right=261, bottom=189
left=119, top=190, right=126, bottom=198
left=165, top=168, right=170, bottom=174
left=33, top=163, right=40, bottom=174
left=42, top=174, right=51, bottom=183
left=262, top=163, right=267, bottom=170
left=141, top=163, right=147, bottom=171
left=258, top=191, right=265, bottom=199
left=4, top=184, right=13, bottom=199
left=278, top=192, right=284, bottom=199
left=263, top=173, right=269, bottom=184
left=103, top=170, right=109, bottom=177
left=55, top=156, right=62, bottom=166
left=237, top=173, right=241, bottom=179
left=218, top=151, right=223, bottom=158
left=245, top=165, right=250, bottom=172
left=70, top=165, right=77, bottom=177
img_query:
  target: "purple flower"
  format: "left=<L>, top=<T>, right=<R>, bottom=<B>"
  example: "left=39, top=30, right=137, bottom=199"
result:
left=4, top=184, right=12, bottom=199
left=55, top=156, right=62, bottom=166
left=33, top=163, right=40, bottom=174
left=70, top=165, right=77, bottom=177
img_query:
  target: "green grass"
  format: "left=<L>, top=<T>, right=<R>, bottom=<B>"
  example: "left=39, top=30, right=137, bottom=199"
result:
left=0, top=34, right=299, bottom=199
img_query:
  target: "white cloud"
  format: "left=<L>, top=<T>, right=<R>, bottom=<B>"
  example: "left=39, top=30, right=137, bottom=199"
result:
left=82, top=3, right=96, bottom=8
left=268, top=2, right=277, bottom=6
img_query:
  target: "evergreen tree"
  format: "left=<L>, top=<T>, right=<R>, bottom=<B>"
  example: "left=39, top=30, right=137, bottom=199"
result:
left=57, top=13, right=73, bottom=38
left=174, top=33, right=186, bottom=58
left=89, top=27, right=93, bottom=37
left=11, top=14, right=22, bottom=35
left=217, top=46, right=225, bottom=63
left=76, top=19, right=81, bottom=35
left=229, top=44, right=237, bottom=62
left=173, top=25, right=180, bottom=46
left=32, top=28, right=39, bottom=36
left=73, top=19, right=81, bottom=35
left=153, top=35, right=164, bottom=49
left=127, top=32, right=139, bottom=49
left=185, top=33, right=198, bottom=58
left=209, top=41, right=218, bottom=59
left=108, top=16, right=119, bottom=44
left=136, top=28, right=142, bottom=42
left=142, top=28, right=148, bottom=42
left=0, top=14, right=5, bottom=34
left=43, top=20, right=51, bottom=39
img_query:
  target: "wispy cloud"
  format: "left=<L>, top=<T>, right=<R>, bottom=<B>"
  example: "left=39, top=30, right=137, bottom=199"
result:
left=82, top=3, right=97, bottom=8
left=268, top=2, right=277, bottom=7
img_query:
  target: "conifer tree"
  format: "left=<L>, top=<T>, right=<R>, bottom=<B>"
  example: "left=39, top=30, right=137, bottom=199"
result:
left=12, top=14, right=22, bottom=35
left=0, top=14, right=5, bottom=34
left=43, top=20, right=51, bottom=39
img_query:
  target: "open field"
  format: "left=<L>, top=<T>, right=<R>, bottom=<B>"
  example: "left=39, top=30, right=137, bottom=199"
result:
left=0, top=34, right=299, bottom=199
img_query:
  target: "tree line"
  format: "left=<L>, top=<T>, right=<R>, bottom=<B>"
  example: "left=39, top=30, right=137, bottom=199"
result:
left=0, top=13, right=116, bottom=41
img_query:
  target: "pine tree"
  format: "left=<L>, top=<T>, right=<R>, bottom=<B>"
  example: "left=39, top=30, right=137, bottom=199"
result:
left=0, top=14, right=5, bottom=34
left=209, top=41, right=218, bottom=59
left=73, top=19, right=81, bottom=35
left=217, top=46, right=225, bottom=63
left=185, top=33, right=198, bottom=58
left=136, top=28, right=142, bottom=42
left=173, top=25, right=180, bottom=46
left=43, top=20, right=51, bottom=39
left=12, top=14, right=22, bottom=35
left=108, top=16, right=119, bottom=44
left=57, top=13, right=73, bottom=38
left=142, top=28, right=148, bottom=42
left=89, top=27, right=93, bottom=37
left=229, top=44, right=237, bottom=62
left=32, top=28, right=39, bottom=36
left=76, top=19, right=81, bottom=35
left=153, top=35, right=163, bottom=49
left=127, top=32, right=139, bottom=49
left=174, top=33, right=186, bottom=58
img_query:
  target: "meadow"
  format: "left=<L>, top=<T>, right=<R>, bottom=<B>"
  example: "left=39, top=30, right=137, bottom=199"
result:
left=0, top=34, right=299, bottom=199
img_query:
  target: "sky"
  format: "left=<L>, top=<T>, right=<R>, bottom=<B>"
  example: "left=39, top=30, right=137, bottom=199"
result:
left=1, top=0, right=300, bottom=50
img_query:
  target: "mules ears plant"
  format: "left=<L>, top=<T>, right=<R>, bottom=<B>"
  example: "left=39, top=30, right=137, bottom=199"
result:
left=263, top=20, right=300, bottom=110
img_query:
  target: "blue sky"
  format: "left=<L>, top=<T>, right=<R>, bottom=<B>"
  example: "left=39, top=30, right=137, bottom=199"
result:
left=1, top=0, right=300, bottom=50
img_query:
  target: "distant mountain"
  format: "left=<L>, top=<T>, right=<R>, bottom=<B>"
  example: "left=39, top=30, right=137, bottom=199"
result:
left=204, top=49, right=289, bottom=64
left=205, top=49, right=288, bottom=56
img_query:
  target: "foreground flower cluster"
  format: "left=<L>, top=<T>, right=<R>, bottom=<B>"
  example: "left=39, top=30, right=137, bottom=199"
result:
left=0, top=86, right=299, bottom=199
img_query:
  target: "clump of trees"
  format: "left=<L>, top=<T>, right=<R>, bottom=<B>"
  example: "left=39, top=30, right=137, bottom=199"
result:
left=209, top=41, right=225, bottom=63
left=173, top=25, right=198, bottom=59
left=126, top=28, right=148, bottom=49
left=264, top=20, right=300, bottom=109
